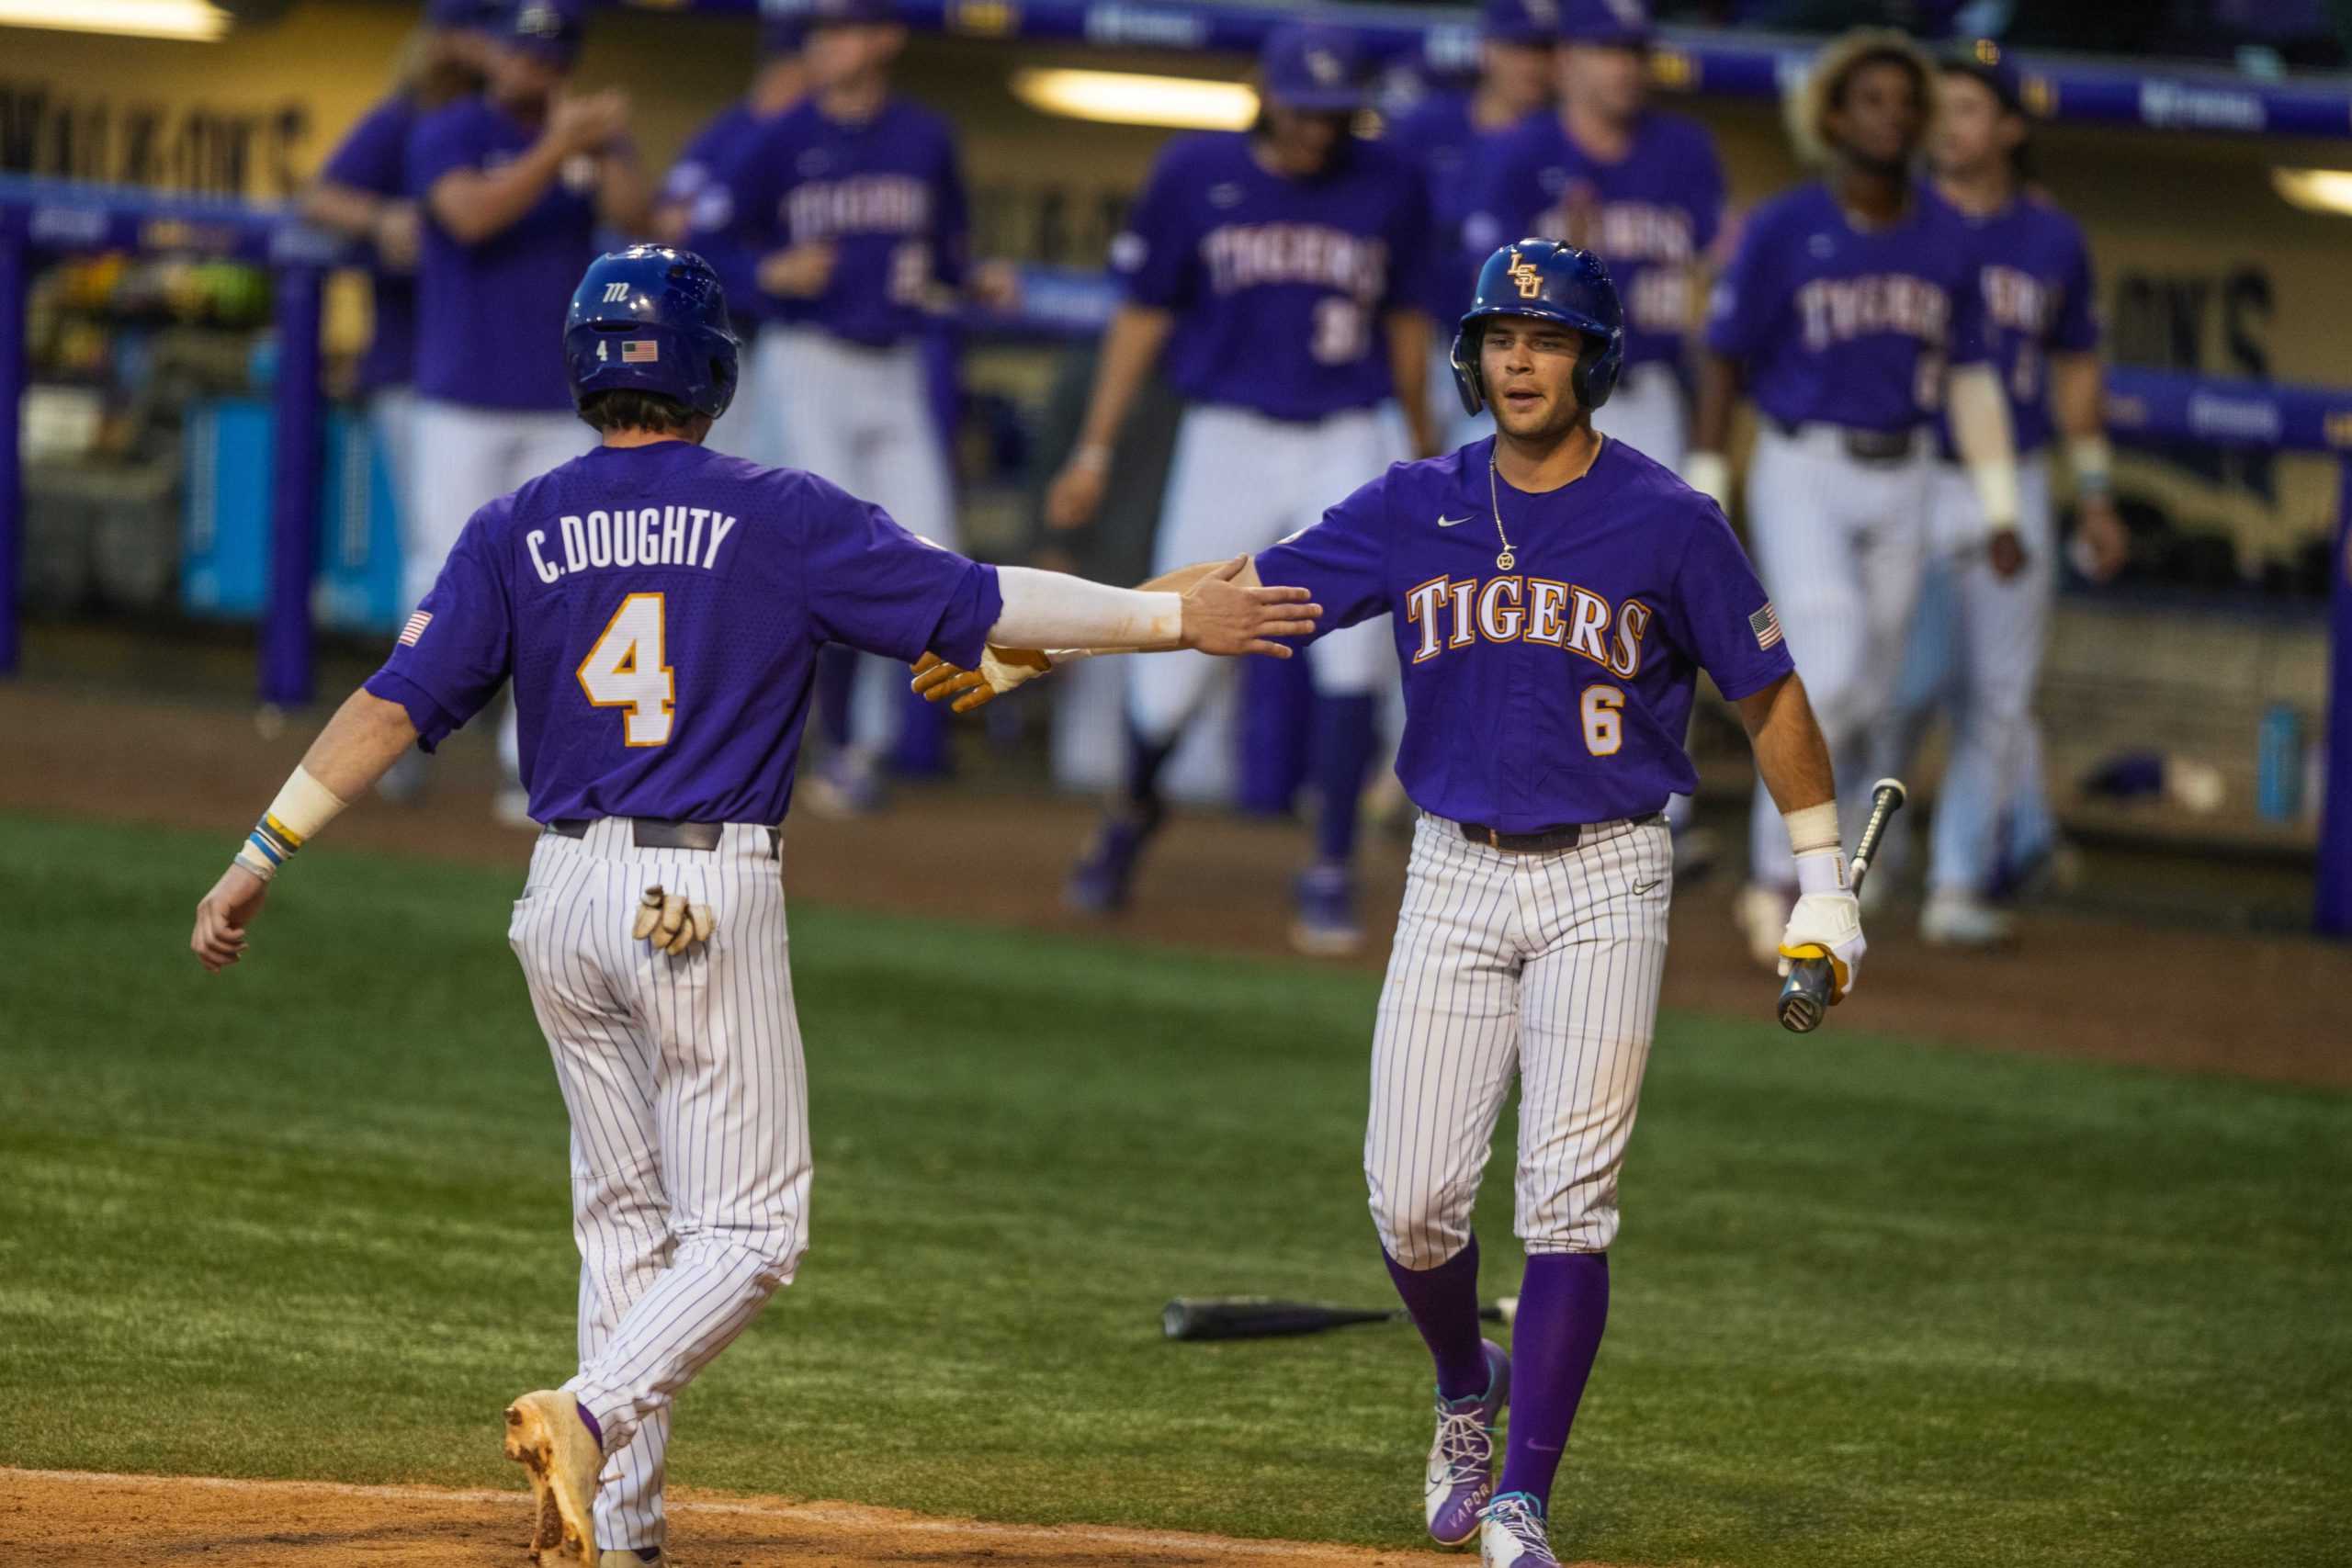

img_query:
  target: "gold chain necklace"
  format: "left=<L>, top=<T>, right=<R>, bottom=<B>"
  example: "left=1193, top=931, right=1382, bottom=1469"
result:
left=1486, top=454, right=1517, bottom=572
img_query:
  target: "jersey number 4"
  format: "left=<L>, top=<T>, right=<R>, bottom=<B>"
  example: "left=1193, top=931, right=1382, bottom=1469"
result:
left=579, top=592, right=675, bottom=747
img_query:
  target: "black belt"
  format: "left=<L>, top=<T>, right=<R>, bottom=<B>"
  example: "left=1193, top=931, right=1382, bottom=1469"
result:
left=547, top=818, right=778, bottom=857
left=1774, top=419, right=1917, bottom=464
left=1460, top=812, right=1663, bottom=854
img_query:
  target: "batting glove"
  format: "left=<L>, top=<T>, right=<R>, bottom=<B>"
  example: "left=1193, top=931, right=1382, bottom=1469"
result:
left=910, top=647, right=1057, bottom=714
left=1779, top=892, right=1864, bottom=1000
left=633, top=886, right=716, bottom=957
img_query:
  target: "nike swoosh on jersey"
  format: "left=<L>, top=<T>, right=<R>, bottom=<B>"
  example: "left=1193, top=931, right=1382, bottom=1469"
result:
left=1437, top=514, right=1474, bottom=527
left=1632, top=876, right=1664, bottom=895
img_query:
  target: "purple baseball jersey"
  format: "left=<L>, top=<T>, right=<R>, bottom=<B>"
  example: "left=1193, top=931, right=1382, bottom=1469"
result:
left=1464, top=110, right=1724, bottom=368
left=696, top=97, right=967, bottom=348
left=1255, top=435, right=1793, bottom=829
left=663, top=101, right=772, bottom=329
left=1705, top=182, right=1990, bottom=434
left=363, top=440, right=1001, bottom=824
left=319, top=95, right=419, bottom=393
left=1381, top=88, right=1535, bottom=319
left=407, top=96, right=600, bottom=411
left=1926, top=187, right=2098, bottom=457
left=1111, top=132, right=1436, bottom=422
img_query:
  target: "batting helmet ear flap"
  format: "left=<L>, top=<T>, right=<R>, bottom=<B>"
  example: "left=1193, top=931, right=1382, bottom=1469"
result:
left=1450, top=321, right=1487, bottom=416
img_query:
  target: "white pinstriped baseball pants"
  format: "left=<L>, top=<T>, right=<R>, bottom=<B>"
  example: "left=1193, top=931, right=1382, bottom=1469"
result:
left=508, top=819, right=811, bottom=1553
left=1368, top=813, right=1673, bottom=1269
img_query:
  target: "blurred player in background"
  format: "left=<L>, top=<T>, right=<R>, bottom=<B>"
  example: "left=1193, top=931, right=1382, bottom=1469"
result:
left=695, top=0, right=1008, bottom=815
left=1042, top=21, right=1439, bottom=956
left=649, top=1, right=808, bottom=464
left=190, top=245, right=1318, bottom=1568
left=1688, top=28, right=2020, bottom=966
left=303, top=0, right=502, bottom=800
left=1464, top=0, right=1723, bottom=865
left=1382, top=0, right=1557, bottom=443
left=1871, top=47, right=2128, bottom=946
left=1465, top=0, right=1717, bottom=469
left=410, top=0, right=652, bottom=820
left=306, top=0, right=504, bottom=522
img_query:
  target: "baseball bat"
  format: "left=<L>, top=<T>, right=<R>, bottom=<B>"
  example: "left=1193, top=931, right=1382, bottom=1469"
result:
left=1161, top=1296, right=1510, bottom=1342
left=1776, top=777, right=1906, bottom=1035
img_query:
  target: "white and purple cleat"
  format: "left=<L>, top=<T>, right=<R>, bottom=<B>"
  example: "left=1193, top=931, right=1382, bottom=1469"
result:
left=1426, top=1338, right=1510, bottom=1548
left=1479, top=1490, right=1559, bottom=1567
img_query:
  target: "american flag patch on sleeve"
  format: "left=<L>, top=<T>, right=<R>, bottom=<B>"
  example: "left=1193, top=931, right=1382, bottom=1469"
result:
left=398, top=610, right=433, bottom=647
left=622, top=340, right=659, bottom=363
left=1749, top=603, right=1782, bottom=651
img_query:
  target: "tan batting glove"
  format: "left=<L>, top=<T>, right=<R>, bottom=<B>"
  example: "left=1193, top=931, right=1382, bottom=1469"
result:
left=910, top=647, right=1057, bottom=715
left=632, top=885, right=717, bottom=956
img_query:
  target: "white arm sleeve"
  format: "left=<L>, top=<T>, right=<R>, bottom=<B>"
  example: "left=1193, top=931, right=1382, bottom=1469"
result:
left=989, top=565, right=1183, bottom=652
left=1947, top=364, right=2020, bottom=534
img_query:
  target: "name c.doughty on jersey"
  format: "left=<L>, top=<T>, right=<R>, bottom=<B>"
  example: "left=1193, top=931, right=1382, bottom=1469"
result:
left=526, top=506, right=742, bottom=584
left=1403, top=572, right=1654, bottom=676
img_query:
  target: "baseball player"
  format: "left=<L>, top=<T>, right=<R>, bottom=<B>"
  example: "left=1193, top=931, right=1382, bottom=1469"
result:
left=917, top=241, right=1863, bottom=1567
left=1871, top=48, right=2127, bottom=946
left=1382, top=0, right=1556, bottom=441
left=303, top=0, right=501, bottom=570
left=409, top=0, right=651, bottom=821
left=648, top=3, right=808, bottom=464
left=1463, top=0, right=1719, bottom=470
left=689, top=0, right=1004, bottom=813
left=187, top=245, right=1318, bottom=1568
left=1041, top=20, right=1440, bottom=956
left=1686, top=28, right=2021, bottom=966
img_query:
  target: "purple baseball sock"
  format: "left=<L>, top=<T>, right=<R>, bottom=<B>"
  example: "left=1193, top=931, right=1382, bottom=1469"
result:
left=1494, top=1251, right=1611, bottom=1508
left=1312, top=693, right=1380, bottom=864
left=1384, top=1237, right=1490, bottom=1401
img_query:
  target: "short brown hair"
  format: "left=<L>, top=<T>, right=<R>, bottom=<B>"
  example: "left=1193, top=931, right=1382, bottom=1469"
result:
left=578, top=389, right=699, bottom=435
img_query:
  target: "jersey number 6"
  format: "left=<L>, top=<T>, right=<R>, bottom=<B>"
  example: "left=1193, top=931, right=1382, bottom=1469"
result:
left=1580, top=682, right=1623, bottom=757
left=579, top=592, right=675, bottom=747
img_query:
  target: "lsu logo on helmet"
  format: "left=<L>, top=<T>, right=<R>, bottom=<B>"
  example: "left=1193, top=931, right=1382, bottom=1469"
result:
left=1509, top=251, right=1544, bottom=300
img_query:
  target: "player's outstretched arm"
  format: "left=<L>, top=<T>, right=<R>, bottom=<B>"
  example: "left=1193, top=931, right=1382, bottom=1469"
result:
left=1736, top=672, right=1868, bottom=1000
left=188, top=690, right=419, bottom=974
left=913, top=556, right=1299, bottom=714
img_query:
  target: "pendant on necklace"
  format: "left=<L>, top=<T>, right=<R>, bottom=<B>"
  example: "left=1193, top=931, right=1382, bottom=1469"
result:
left=1496, top=550, right=1515, bottom=571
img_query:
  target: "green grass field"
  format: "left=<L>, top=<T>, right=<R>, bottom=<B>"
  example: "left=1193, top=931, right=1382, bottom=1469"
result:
left=2, top=811, right=2346, bottom=1567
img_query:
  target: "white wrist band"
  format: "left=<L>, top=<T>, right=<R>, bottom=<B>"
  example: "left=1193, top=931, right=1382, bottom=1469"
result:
left=990, top=565, right=1182, bottom=652
left=1782, top=801, right=1840, bottom=856
left=2068, top=434, right=2113, bottom=497
left=235, top=765, right=350, bottom=879
left=1682, top=450, right=1731, bottom=509
left=1793, top=846, right=1849, bottom=895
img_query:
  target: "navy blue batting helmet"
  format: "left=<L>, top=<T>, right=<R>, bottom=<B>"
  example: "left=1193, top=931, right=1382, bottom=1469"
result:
left=1451, top=239, right=1624, bottom=416
left=564, top=246, right=741, bottom=422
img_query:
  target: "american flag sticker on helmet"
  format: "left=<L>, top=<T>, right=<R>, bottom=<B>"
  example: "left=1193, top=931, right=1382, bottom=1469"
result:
left=622, top=340, right=659, bottom=363
left=1749, top=603, right=1782, bottom=651
left=399, top=610, right=432, bottom=647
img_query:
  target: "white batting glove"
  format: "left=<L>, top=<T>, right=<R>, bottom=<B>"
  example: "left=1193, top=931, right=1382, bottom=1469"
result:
left=1778, top=847, right=1865, bottom=1000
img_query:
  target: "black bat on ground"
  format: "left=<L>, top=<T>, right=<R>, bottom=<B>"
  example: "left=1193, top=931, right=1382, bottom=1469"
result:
left=1162, top=1296, right=1510, bottom=1342
left=1777, top=777, right=1906, bottom=1034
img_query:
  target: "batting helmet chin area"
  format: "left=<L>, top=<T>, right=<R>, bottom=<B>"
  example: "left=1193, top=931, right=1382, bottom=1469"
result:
left=564, top=245, right=741, bottom=422
left=1451, top=240, right=1625, bottom=417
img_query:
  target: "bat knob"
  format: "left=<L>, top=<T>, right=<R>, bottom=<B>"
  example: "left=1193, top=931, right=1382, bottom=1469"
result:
left=1871, top=777, right=1908, bottom=808
left=1777, top=958, right=1831, bottom=1033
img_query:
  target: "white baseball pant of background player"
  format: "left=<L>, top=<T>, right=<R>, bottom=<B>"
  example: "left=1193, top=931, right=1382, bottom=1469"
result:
left=408, top=399, right=597, bottom=778
left=1127, top=404, right=1400, bottom=741
left=1742, top=423, right=1930, bottom=889
left=1589, top=364, right=1697, bottom=838
left=508, top=818, right=811, bottom=1556
left=1366, top=814, right=1673, bottom=1267
left=1901, top=450, right=2056, bottom=893
left=755, top=325, right=957, bottom=742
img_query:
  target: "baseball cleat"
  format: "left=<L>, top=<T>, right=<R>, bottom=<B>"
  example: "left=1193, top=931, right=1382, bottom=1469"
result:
left=1479, top=1491, right=1559, bottom=1567
left=504, top=1389, right=604, bottom=1567
left=1290, top=863, right=1364, bottom=957
left=1426, top=1339, right=1510, bottom=1548
left=1065, top=807, right=1160, bottom=913
left=1736, top=882, right=1793, bottom=970
left=1919, top=889, right=2015, bottom=948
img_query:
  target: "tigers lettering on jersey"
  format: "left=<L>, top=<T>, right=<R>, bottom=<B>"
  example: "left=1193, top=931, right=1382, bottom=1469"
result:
left=527, top=505, right=741, bottom=583
left=1404, top=574, right=1653, bottom=676
left=1251, top=437, right=1792, bottom=832
left=1201, top=223, right=1389, bottom=299
left=786, top=175, right=931, bottom=240
left=1793, top=274, right=1951, bottom=350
